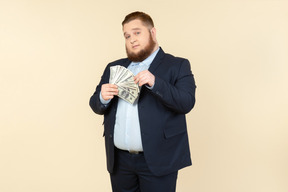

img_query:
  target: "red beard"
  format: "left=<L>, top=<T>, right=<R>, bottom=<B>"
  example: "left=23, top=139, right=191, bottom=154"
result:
left=126, top=34, right=156, bottom=62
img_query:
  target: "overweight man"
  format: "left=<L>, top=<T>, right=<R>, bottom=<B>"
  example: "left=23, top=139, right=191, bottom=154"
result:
left=89, top=11, right=196, bottom=192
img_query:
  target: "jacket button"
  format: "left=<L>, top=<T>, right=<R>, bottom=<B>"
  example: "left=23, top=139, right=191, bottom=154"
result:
left=109, top=134, right=113, bottom=138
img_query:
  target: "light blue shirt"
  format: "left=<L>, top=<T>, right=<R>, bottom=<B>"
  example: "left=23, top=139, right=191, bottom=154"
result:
left=101, top=48, right=159, bottom=152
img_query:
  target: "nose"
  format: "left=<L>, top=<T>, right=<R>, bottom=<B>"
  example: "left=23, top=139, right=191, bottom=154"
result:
left=130, top=36, right=136, bottom=44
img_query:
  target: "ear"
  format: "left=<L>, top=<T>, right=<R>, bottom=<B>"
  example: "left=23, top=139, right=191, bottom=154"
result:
left=150, top=27, right=157, bottom=41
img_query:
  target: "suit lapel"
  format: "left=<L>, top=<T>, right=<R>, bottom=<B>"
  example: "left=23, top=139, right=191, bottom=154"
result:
left=122, top=59, right=131, bottom=68
left=148, top=47, right=165, bottom=73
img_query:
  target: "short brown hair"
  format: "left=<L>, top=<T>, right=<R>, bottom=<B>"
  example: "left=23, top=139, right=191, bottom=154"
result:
left=122, top=11, right=154, bottom=28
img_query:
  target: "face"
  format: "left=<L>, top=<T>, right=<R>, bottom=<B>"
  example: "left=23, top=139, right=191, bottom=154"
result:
left=123, top=19, right=157, bottom=62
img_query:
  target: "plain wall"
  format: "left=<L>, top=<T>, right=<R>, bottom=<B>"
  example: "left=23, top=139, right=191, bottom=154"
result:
left=1, top=0, right=287, bottom=191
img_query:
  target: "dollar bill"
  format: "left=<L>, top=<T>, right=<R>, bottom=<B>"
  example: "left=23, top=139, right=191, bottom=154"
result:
left=109, top=65, right=140, bottom=104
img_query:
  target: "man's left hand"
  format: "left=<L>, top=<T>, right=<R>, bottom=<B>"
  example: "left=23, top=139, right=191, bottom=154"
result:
left=134, top=70, right=155, bottom=87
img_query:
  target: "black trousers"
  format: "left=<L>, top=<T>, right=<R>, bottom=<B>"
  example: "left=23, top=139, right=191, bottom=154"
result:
left=110, top=148, right=178, bottom=192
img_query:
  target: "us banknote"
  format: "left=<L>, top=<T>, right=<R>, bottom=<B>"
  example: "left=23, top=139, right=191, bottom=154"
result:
left=109, top=65, right=140, bottom=104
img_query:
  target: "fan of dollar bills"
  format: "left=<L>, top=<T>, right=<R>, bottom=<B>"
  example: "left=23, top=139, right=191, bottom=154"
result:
left=109, top=65, right=140, bottom=104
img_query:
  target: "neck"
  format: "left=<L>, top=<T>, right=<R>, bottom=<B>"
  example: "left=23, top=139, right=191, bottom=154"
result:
left=152, top=44, right=159, bottom=53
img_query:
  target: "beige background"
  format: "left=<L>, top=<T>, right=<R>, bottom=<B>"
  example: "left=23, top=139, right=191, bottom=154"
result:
left=1, top=0, right=287, bottom=191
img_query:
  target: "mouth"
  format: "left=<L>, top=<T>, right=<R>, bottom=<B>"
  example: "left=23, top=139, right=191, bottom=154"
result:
left=132, top=45, right=140, bottom=49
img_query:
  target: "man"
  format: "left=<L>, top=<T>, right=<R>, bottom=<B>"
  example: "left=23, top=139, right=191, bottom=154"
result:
left=89, top=11, right=196, bottom=192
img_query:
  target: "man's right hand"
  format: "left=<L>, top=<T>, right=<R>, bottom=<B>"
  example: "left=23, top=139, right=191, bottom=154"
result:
left=101, top=84, right=118, bottom=100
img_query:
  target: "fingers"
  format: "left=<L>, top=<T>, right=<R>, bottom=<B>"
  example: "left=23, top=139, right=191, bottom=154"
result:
left=101, top=84, right=118, bottom=100
left=134, top=70, right=155, bottom=87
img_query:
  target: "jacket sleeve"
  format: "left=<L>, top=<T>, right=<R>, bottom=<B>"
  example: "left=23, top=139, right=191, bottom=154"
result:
left=150, top=59, right=196, bottom=114
left=89, top=64, right=112, bottom=115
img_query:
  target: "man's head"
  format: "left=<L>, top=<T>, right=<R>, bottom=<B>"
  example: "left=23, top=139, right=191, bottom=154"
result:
left=122, top=11, right=158, bottom=62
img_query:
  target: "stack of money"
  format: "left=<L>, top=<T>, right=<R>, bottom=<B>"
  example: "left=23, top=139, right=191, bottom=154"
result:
left=109, top=65, right=140, bottom=104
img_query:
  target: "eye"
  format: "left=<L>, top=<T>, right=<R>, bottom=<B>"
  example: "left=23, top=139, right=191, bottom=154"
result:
left=125, top=35, right=130, bottom=39
left=135, top=31, right=141, bottom=35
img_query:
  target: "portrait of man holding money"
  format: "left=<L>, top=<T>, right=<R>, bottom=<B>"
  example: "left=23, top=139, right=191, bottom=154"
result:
left=89, top=11, right=196, bottom=192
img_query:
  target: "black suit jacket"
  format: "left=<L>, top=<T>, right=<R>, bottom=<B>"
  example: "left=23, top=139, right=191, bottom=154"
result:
left=90, top=48, right=196, bottom=176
